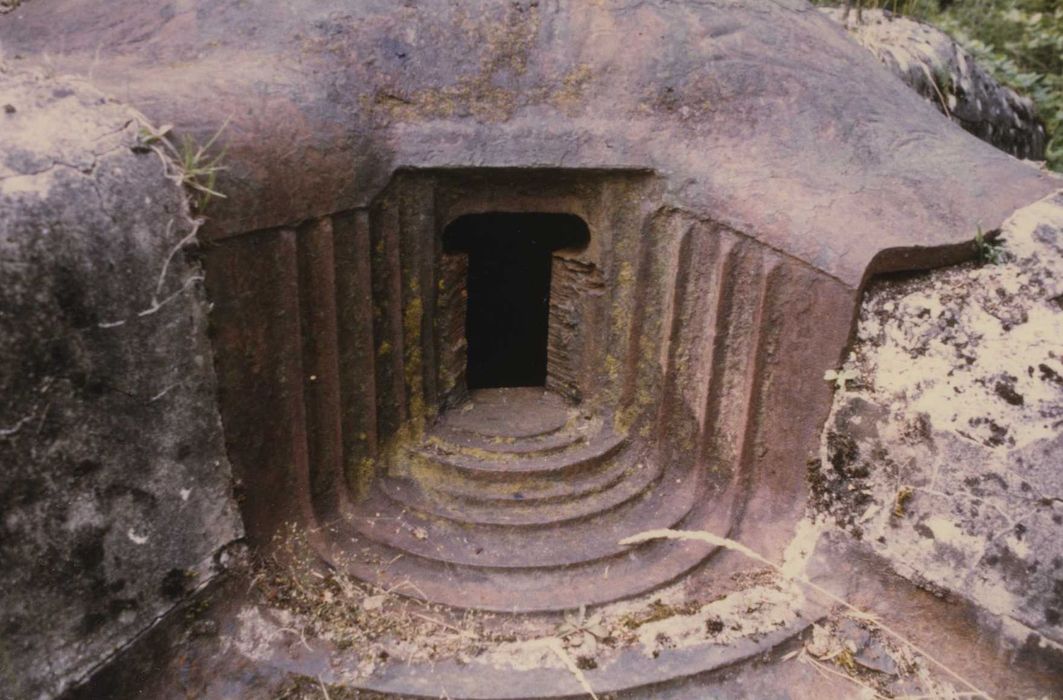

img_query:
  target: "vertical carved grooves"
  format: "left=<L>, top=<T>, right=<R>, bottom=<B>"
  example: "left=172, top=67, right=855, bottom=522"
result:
left=695, top=234, right=738, bottom=471
left=205, top=229, right=318, bottom=544
left=729, top=254, right=783, bottom=526
left=417, top=180, right=439, bottom=417
left=332, top=209, right=378, bottom=499
left=619, top=211, right=663, bottom=413
left=730, top=259, right=786, bottom=531
left=655, top=224, right=694, bottom=450
left=276, top=229, right=320, bottom=543
left=698, top=239, right=766, bottom=480
left=370, top=199, right=407, bottom=444
left=683, top=231, right=724, bottom=435
left=435, top=250, right=467, bottom=408
left=397, top=177, right=433, bottom=432
left=296, top=218, right=347, bottom=522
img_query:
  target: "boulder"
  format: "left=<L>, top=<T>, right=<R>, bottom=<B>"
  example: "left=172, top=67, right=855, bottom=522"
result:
left=0, top=64, right=243, bottom=699
left=817, top=191, right=1063, bottom=653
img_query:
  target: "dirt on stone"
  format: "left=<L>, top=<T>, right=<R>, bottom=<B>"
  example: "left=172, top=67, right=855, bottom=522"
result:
left=814, top=191, right=1063, bottom=650
left=247, top=524, right=808, bottom=689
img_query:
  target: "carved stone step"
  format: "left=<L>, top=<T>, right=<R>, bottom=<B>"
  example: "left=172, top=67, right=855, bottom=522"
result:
left=436, top=387, right=574, bottom=439
left=405, top=430, right=627, bottom=485
left=423, top=444, right=639, bottom=505
left=346, top=461, right=698, bottom=568
left=379, top=450, right=665, bottom=527
left=328, top=520, right=711, bottom=613
left=426, top=421, right=589, bottom=458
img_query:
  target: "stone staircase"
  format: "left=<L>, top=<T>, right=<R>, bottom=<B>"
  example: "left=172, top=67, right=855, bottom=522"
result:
left=325, top=387, right=725, bottom=612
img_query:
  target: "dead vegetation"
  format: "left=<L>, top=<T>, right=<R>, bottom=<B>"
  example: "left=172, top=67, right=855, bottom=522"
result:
left=250, top=525, right=514, bottom=668
left=625, top=529, right=986, bottom=698
left=247, top=523, right=983, bottom=699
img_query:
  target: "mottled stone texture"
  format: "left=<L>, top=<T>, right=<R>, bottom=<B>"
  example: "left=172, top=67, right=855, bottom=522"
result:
left=1, top=1, right=1056, bottom=286
left=817, top=192, right=1063, bottom=654
left=0, top=66, right=242, bottom=699
left=823, top=8, right=1047, bottom=161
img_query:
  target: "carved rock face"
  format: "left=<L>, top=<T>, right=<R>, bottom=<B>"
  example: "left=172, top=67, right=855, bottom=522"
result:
left=1, top=2, right=1060, bottom=695
left=2, top=0, right=1055, bottom=613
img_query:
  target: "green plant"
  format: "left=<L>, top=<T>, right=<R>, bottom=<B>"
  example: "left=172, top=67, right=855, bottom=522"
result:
left=814, top=1, right=1062, bottom=171
left=928, top=2, right=1063, bottom=170
left=137, top=117, right=229, bottom=213
left=974, top=225, right=1006, bottom=265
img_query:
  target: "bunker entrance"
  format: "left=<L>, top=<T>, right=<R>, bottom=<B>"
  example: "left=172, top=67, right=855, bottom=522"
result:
left=443, top=213, right=589, bottom=390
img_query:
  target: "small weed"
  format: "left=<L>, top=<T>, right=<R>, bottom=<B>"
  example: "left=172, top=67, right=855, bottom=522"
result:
left=974, top=225, right=1006, bottom=265
left=834, top=646, right=858, bottom=671
left=137, top=117, right=229, bottom=213
left=558, top=605, right=608, bottom=639
left=824, top=368, right=860, bottom=391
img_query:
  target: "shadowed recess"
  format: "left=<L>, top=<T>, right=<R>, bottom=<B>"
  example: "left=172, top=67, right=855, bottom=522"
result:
left=443, top=213, right=589, bottom=389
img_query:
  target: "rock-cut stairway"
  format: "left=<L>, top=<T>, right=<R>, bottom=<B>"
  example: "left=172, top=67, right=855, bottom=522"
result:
left=325, top=387, right=726, bottom=612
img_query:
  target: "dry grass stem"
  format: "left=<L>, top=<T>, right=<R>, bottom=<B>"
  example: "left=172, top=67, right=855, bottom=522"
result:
left=619, top=528, right=991, bottom=699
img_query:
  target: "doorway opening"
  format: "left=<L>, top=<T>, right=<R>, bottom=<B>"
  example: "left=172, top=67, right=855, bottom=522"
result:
left=443, top=213, right=589, bottom=389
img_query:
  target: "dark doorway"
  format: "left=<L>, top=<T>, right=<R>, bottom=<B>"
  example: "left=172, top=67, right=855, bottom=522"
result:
left=443, top=213, right=589, bottom=389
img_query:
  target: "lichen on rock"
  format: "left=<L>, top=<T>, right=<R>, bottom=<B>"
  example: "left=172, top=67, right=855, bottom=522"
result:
left=816, top=191, right=1063, bottom=651
left=0, top=63, right=243, bottom=699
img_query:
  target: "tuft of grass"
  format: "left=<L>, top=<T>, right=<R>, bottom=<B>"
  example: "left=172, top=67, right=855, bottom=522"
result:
left=137, top=117, right=229, bottom=213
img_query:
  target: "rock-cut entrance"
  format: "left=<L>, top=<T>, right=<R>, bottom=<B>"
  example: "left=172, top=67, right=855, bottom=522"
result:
left=443, top=213, right=589, bottom=389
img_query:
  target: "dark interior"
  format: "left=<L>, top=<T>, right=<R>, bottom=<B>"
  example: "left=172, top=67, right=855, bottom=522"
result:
left=443, top=213, right=589, bottom=389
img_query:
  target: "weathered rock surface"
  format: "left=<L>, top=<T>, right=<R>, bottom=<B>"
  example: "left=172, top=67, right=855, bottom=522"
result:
left=0, top=0, right=1056, bottom=287
left=0, top=2, right=1059, bottom=696
left=816, top=191, right=1063, bottom=653
left=0, top=65, right=242, bottom=699
left=823, top=8, right=1047, bottom=161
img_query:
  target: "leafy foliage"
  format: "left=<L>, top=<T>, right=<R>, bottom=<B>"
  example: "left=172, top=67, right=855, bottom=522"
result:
left=973, top=224, right=1007, bottom=264
left=819, top=1, right=1063, bottom=171
left=923, top=1, right=1063, bottom=170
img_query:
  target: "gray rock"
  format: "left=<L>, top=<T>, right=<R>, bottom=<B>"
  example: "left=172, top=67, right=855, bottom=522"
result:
left=817, top=191, right=1063, bottom=650
left=823, top=8, right=1048, bottom=161
left=0, top=65, right=243, bottom=699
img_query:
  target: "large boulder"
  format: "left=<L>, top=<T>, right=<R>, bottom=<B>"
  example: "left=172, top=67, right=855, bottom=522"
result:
left=816, top=191, right=1063, bottom=653
left=0, top=65, right=243, bottom=699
